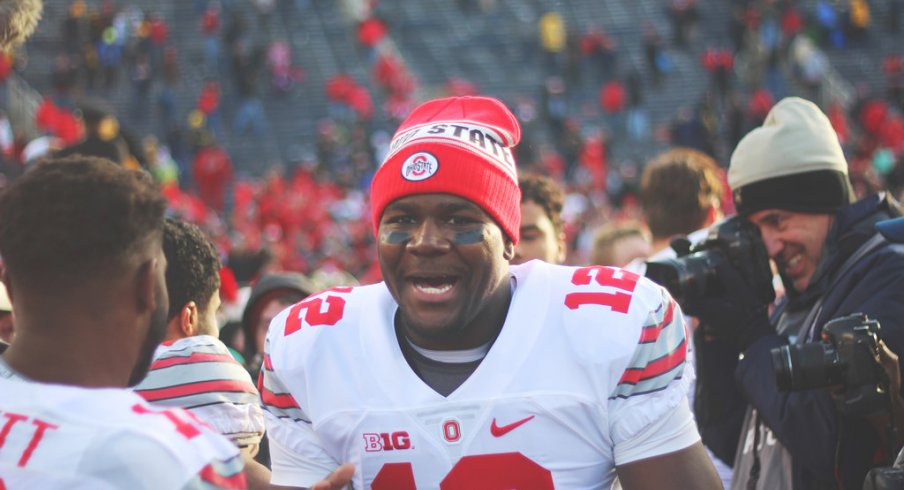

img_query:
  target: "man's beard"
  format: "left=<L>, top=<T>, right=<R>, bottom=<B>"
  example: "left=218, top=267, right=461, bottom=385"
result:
left=127, top=289, right=169, bottom=387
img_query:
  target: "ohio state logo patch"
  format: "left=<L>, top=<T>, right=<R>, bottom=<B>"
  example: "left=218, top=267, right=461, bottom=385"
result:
left=401, top=152, right=439, bottom=181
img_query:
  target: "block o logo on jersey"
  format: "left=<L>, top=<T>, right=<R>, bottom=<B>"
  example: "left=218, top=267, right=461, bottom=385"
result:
left=401, top=152, right=439, bottom=181
left=442, top=418, right=462, bottom=445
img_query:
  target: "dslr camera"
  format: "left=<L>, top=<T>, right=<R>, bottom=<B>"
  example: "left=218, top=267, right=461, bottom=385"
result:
left=771, top=313, right=888, bottom=416
left=644, top=215, right=775, bottom=307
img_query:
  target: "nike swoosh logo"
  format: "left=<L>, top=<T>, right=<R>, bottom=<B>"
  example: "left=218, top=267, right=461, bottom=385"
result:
left=490, top=415, right=535, bottom=437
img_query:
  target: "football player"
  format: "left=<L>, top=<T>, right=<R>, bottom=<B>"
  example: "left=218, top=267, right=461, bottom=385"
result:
left=133, top=218, right=270, bottom=482
left=259, top=97, right=721, bottom=489
left=0, top=156, right=244, bottom=488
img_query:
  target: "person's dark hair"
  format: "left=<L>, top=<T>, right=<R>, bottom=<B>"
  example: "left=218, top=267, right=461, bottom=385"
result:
left=162, top=218, right=221, bottom=320
left=0, top=155, right=166, bottom=291
left=519, top=172, right=565, bottom=234
left=640, top=148, right=723, bottom=240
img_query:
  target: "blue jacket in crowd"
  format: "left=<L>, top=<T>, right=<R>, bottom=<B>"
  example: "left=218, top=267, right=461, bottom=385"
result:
left=697, top=193, right=904, bottom=490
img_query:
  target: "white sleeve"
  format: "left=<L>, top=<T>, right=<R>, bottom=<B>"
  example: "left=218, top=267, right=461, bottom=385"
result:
left=613, top=396, right=700, bottom=465
left=607, top=288, right=697, bottom=462
left=265, top=413, right=341, bottom=486
left=80, top=429, right=245, bottom=490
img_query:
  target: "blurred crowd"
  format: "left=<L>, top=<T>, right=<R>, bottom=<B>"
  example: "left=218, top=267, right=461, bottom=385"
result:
left=0, top=0, right=902, bottom=308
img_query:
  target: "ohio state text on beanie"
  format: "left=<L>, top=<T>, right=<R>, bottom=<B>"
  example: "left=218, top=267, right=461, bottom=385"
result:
left=370, top=96, right=522, bottom=243
left=728, top=97, right=853, bottom=215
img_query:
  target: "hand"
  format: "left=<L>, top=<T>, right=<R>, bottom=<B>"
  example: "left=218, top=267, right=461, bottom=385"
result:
left=310, top=464, right=355, bottom=490
left=684, top=262, right=774, bottom=352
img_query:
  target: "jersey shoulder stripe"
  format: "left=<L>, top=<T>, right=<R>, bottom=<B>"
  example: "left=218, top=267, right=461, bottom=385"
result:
left=258, top=343, right=309, bottom=423
left=609, top=291, right=688, bottom=399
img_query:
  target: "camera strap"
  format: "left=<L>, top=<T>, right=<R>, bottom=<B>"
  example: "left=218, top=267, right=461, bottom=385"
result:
left=795, top=233, right=888, bottom=344
left=747, top=413, right=763, bottom=490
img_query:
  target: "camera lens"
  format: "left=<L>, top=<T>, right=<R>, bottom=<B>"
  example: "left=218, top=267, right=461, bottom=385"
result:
left=771, top=343, right=843, bottom=392
left=644, top=252, right=718, bottom=305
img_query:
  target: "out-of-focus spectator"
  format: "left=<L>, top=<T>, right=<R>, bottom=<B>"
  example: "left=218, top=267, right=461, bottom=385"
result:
left=240, top=272, right=315, bottom=378
left=143, top=135, right=179, bottom=188
left=200, top=0, right=221, bottom=74
left=231, top=41, right=268, bottom=136
left=192, top=135, right=233, bottom=214
left=197, top=79, right=222, bottom=138
left=589, top=221, right=652, bottom=267
left=670, top=105, right=716, bottom=158
left=97, top=26, right=122, bottom=89
left=638, top=147, right=723, bottom=257
left=701, top=47, right=734, bottom=100
left=50, top=53, right=77, bottom=110
left=55, top=99, right=129, bottom=166
left=643, top=23, right=667, bottom=86
left=538, top=10, right=566, bottom=75
left=267, top=40, right=303, bottom=95
left=513, top=172, right=567, bottom=265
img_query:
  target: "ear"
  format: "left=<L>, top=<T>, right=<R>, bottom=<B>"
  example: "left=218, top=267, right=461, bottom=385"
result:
left=503, top=237, right=515, bottom=261
left=555, top=230, right=568, bottom=264
left=179, top=302, right=198, bottom=337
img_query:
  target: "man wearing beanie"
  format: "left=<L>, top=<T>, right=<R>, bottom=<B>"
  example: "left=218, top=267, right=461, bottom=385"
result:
left=690, top=97, right=904, bottom=490
left=258, top=96, right=721, bottom=488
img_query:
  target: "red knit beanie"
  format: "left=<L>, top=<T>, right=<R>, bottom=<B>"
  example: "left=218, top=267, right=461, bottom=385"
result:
left=370, top=96, right=522, bottom=243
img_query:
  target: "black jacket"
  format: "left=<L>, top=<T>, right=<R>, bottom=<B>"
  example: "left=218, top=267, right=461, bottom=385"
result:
left=697, top=194, right=904, bottom=489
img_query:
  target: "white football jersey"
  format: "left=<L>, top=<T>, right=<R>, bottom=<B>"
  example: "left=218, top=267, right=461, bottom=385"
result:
left=0, top=376, right=245, bottom=489
left=261, top=260, right=698, bottom=489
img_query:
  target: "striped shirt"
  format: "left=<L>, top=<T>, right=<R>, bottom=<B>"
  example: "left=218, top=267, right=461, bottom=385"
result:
left=134, top=335, right=265, bottom=448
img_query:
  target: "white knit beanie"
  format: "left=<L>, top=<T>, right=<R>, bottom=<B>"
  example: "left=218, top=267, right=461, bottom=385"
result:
left=728, top=97, right=853, bottom=215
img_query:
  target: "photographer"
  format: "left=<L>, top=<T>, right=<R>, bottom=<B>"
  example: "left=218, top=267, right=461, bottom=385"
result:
left=690, top=98, right=904, bottom=489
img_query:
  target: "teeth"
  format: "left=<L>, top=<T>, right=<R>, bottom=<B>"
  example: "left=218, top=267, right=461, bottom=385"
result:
left=414, top=282, right=453, bottom=294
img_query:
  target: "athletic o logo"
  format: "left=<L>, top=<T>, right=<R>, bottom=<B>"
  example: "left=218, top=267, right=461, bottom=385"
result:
left=442, top=419, right=462, bottom=444
left=401, top=152, right=439, bottom=181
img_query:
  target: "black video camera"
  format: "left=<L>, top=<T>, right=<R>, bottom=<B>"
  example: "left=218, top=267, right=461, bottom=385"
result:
left=644, top=215, right=775, bottom=308
left=771, top=313, right=888, bottom=416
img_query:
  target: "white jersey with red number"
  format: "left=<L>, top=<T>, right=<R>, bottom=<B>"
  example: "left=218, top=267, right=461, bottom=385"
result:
left=0, top=376, right=245, bottom=489
left=261, top=260, right=698, bottom=489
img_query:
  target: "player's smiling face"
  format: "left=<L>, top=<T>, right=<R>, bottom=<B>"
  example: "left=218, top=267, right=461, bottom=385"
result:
left=378, top=194, right=514, bottom=350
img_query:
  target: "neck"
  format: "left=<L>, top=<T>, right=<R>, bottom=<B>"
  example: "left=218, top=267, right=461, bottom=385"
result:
left=4, top=313, right=139, bottom=388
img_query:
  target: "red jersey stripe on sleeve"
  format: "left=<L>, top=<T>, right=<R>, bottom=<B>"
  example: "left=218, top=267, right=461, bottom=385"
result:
left=637, top=301, right=675, bottom=344
left=617, top=338, right=686, bottom=385
left=260, top=386, right=301, bottom=410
